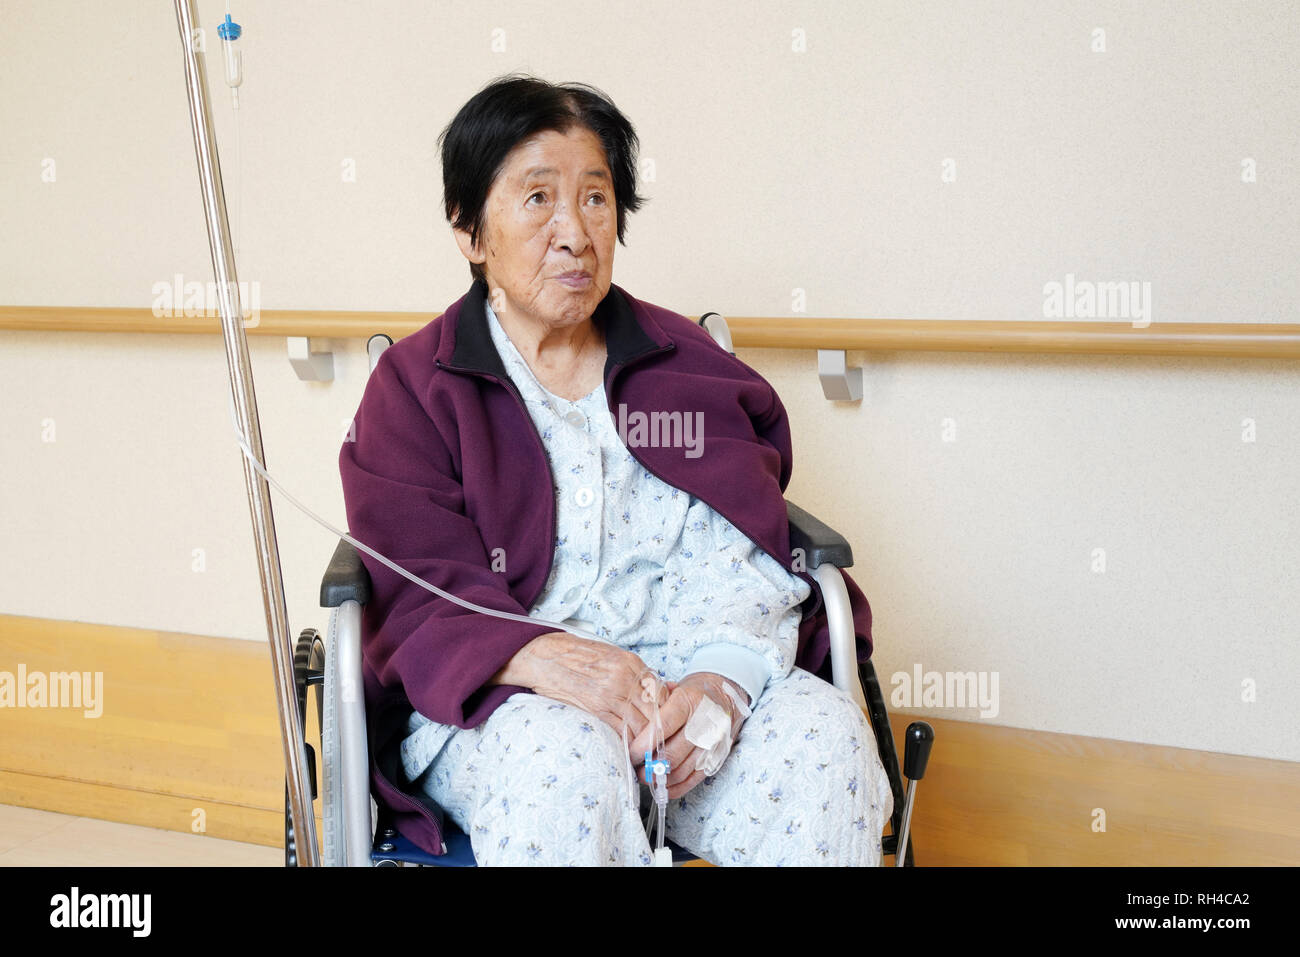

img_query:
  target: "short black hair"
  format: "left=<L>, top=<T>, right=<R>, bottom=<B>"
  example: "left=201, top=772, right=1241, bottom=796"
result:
left=439, top=74, right=648, bottom=284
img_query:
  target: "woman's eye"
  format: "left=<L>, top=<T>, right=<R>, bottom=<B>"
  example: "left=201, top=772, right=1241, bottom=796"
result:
left=526, top=191, right=606, bottom=208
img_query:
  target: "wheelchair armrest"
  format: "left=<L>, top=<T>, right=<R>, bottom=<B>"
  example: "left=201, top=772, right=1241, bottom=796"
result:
left=786, top=500, right=853, bottom=568
left=321, top=538, right=372, bottom=608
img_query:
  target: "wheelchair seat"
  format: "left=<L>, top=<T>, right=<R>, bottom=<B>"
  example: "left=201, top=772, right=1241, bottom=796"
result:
left=370, top=809, right=699, bottom=867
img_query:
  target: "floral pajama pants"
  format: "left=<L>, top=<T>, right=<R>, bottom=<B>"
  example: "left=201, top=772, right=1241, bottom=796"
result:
left=402, top=667, right=895, bottom=866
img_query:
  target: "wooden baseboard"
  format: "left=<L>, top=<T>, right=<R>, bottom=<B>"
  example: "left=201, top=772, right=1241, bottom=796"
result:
left=887, top=715, right=1300, bottom=865
left=2, top=614, right=1296, bottom=864
left=0, top=767, right=293, bottom=850
left=0, top=614, right=321, bottom=854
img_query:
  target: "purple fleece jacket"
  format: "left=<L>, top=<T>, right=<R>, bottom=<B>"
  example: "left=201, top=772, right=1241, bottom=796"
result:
left=337, top=277, right=875, bottom=856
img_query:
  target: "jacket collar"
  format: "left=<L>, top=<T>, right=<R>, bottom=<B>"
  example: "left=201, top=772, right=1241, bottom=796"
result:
left=442, top=277, right=673, bottom=381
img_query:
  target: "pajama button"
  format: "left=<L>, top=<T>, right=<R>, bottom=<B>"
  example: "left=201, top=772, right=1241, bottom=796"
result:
left=574, top=486, right=594, bottom=507
left=564, top=586, right=581, bottom=603
left=565, top=409, right=586, bottom=429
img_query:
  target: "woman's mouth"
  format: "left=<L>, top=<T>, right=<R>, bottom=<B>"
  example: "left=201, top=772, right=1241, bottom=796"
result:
left=555, top=272, right=592, bottom=289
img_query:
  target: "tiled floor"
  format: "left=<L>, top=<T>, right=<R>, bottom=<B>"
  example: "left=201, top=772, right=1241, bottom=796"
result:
left=0, top=803, right=282, bottom=866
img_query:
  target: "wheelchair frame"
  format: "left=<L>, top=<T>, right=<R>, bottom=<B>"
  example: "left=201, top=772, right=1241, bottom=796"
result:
left=287, top=319, right=934, bottom=867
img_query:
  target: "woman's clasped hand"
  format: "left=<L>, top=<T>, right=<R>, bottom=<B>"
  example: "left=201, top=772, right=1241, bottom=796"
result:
left=630, top=671, right=751, bottom=800
left=494, top=632, right=753, bottom=799
left=493, top=631, right=669, bottom=753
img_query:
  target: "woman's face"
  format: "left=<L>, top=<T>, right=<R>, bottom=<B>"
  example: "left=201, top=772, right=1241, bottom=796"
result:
left=455, top=125, right=617, bottom=332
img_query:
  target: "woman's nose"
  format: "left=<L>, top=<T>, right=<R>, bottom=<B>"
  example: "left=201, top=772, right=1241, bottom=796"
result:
left=549, top=203, right=590, bottom=252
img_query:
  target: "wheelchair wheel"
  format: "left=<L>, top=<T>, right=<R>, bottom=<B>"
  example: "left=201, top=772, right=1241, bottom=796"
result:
left=287, top=628, right=324, bottom=867
left=320, top=606, right=348, bottom=865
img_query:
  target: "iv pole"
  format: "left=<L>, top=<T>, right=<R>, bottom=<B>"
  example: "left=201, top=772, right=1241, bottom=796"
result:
left=172, top=0, right=320, bottom=866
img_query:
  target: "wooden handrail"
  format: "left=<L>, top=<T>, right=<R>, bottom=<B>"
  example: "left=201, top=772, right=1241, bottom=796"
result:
left=2, top=305, right=1297, bottom=359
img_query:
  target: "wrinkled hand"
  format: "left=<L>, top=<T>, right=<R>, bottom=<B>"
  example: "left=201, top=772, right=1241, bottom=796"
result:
left=630, top=672, right=750, bottom=800
left=494, top=632, right=668, bottom=764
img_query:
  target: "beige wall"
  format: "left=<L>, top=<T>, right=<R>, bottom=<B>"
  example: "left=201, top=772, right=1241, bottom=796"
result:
left=1, top=1, right=1296, bottom=762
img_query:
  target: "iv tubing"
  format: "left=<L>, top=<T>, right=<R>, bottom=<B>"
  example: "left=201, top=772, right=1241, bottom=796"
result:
left=225, top=395, right=602, bottom=644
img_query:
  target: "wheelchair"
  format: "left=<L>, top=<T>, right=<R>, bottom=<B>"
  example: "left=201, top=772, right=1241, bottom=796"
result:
left=286, top=313, right=935, bottom=867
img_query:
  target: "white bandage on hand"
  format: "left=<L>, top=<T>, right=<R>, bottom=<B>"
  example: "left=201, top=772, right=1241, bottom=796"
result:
left=684, top=682, right=752, bottom=776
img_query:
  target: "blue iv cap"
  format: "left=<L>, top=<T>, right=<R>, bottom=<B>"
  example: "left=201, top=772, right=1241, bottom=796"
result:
left=218, top=14, right=241, bottom=40
left=643, top=751, right=670, bottom=784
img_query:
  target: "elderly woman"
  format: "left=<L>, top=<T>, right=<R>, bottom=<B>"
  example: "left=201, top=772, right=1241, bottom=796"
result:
left=339, top=74, right=893, bottom=866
